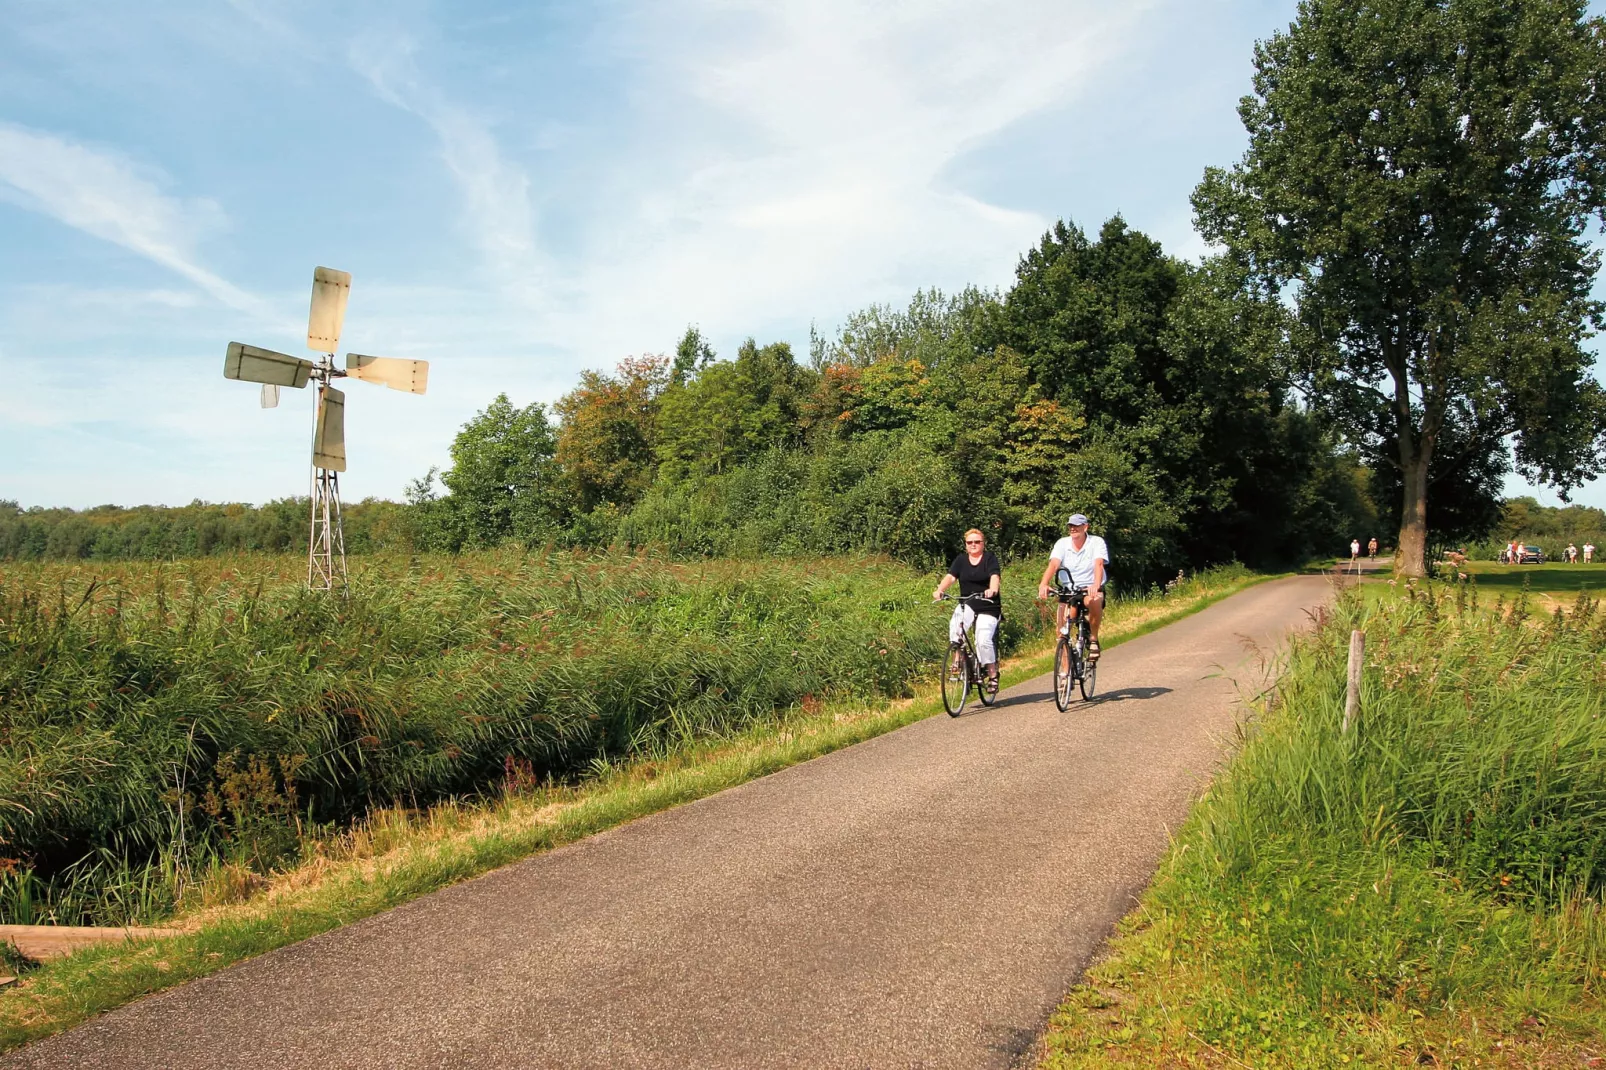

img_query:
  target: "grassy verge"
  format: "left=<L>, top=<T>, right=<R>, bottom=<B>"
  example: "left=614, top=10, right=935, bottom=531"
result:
left=1039, top=577, right=1606, bottom=1068
left=0, top=564, right=1270, bottom=1052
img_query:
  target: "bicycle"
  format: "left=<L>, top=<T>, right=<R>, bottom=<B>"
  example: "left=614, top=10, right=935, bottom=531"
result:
left=1050, top=581, right=1098, bottom=709
left=937, top=592, right=1000, bottom=717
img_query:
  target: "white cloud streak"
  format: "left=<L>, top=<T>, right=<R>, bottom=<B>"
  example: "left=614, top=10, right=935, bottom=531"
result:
left=0, top=121, right=278, bottom=320
left=349, top=36, right=545, bottom=296
left=343, top=0, right=1155, bottom=366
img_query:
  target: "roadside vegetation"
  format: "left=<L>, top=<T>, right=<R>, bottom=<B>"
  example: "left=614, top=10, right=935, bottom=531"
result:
left=0, top=548, right=1047, bottom=928
left=1039, top=577, right=1606, bottom=1067
left=0, top=556, right=1267, bottom=1051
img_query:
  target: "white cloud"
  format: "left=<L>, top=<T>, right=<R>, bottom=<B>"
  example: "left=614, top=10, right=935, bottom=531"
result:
left=349, top=35, right=546, bottom=298
left=538, top=0, right=1151, bottom=354
left=0, top=121, right=280, bottom=321
left=341, top=0, right=1153, bottom=370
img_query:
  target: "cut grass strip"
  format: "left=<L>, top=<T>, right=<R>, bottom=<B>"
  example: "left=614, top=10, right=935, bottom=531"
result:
left=0, top=566, right=1272, bottom=1052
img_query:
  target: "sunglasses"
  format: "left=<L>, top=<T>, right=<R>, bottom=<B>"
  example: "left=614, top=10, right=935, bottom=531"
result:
left=965, top=539, right=983, bottom=545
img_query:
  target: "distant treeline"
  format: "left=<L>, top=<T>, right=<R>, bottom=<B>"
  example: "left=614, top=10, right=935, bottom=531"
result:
left=9, top=218, right=1393, bottom=586
left=1464, top=496, right=1606, bottom=560
left=0, top=499, right=409, bottom=562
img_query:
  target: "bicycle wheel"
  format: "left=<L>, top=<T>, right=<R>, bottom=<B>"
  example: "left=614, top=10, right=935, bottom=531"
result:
left=942, top=643, right=969, bottom=716
left=1078, top=624, right=1098, bottom=701
left=977, top=650, right=998, bottom=708
left=1053, top=637, right=1074, bottom=711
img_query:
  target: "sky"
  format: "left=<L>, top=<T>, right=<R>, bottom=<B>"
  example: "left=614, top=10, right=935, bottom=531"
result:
left=0, top=0, right=1599, bottom=511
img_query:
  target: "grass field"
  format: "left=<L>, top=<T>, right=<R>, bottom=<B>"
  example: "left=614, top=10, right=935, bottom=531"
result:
left=0, top=552, right=1270, bottom=1052
left=1455, top=559, right=1606, bottom=595
left=1038, top=576, right=1606, bottom=1067
left=2, top=548, right=1051, bottom=928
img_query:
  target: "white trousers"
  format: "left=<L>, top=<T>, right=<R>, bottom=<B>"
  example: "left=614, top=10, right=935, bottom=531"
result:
left=949, top=605, right=999, bottom=665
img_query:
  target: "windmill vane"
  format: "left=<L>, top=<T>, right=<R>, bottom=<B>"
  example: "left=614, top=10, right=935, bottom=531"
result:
left=222, top=267, right=430, bottom=592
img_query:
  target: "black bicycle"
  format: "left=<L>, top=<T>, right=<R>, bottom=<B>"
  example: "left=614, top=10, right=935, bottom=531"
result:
left=938, top=592, right=999, bottom=716
left=1051, top=581, right=1098, bottom=709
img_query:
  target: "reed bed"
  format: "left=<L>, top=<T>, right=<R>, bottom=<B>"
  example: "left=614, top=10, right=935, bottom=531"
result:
left=1042, top=579, right=1606, bottom=1066
left=1, top=549, right=1049, bottom=926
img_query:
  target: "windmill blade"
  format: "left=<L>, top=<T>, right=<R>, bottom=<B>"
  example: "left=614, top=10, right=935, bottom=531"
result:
left=345, top=354, right=429, bottom=395
left=307, top=267, right=352, bottom=354
left=260, top=383, right=280, bottom=409
left=313, top=386, right=347, bottom=472
left=225, top=342, right=314, bottom=388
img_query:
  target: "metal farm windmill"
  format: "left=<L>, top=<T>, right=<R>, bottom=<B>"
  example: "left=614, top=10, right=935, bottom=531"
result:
left=223, top=267, right=429, bottom=591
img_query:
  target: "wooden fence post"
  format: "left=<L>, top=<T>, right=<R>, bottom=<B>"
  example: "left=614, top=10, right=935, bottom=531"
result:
left=1343, top=629, right=1365, bottom=733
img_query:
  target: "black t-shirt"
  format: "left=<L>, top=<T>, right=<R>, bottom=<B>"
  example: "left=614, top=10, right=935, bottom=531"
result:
left=946, top=550, right=1002, bottom=618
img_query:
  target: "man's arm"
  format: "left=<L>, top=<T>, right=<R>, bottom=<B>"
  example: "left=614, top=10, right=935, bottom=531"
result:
left=933, top=571, right=957, bottom=600
left=1037, top=557, right=1062, bottom=599
left=987, top=571, right=1001, bottom=599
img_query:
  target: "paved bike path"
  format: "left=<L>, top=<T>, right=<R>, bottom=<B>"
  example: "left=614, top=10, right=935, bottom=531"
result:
left=11, top=575, right=1333, bottom=1070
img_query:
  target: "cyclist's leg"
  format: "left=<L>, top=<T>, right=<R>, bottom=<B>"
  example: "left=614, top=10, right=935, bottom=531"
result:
left=1086, top=585, right=1105, bottom=657
left=948, top=603, right=968, bottom=646
left=1086, top=585, right=1105, bottom=639
left=974, top=612, right=999, bottom=680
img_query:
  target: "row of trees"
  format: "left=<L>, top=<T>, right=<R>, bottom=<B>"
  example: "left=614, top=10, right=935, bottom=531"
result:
left=409, top=218, right=1374, bottom=585
left=0, top=499, right=408, bottom=562
left=410, top=0, right=1606, bottom=579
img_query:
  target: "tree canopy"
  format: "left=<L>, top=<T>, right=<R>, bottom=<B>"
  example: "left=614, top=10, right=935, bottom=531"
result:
left=1194, top=0, right=1606, bottom=574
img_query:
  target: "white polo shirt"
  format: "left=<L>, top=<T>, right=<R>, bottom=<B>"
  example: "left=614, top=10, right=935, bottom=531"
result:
left=1049, top=534, right=1109, bottom=588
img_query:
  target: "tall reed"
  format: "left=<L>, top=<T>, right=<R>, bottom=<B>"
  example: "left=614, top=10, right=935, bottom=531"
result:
left=1197, top=579, right=1606, bottom=906
left=1, top=549, right=1046, bottom=925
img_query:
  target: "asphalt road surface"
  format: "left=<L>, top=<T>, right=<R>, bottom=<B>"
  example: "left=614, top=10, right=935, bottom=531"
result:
left=11, top=574, right=1334, bottom=1070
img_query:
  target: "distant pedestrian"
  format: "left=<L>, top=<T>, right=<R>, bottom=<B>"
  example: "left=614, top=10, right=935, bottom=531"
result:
left=1587, top=542, right=1597, bottom=563
left=1567, top=543, right=1578, bottom=563
left=1350, top=539, right=1360, bottom=569
left=1367, top=537, right=1378, bottom=560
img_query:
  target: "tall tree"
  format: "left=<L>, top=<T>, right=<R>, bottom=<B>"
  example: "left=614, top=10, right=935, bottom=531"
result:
left=1194, top=0, right=1606, bottom=574
left=442, top=394, right=561, bottom=546
left=555, top=356, right=670, bottom=512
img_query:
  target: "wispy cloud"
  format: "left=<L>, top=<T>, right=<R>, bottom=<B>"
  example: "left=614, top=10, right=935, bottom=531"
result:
left=349, top=35, right=545, bottom=297
left=338, top=0, right=1151, bottom=365
left=536, top=0, right=1152, bottom=353
left=0, top=121, right=279, bottom=320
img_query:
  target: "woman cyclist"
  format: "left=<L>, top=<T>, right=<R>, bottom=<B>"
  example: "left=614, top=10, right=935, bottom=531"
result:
left=932, top=528, right=1002, bottom=689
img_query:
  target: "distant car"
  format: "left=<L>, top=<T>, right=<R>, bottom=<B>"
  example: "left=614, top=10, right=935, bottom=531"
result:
left=1519, top=545, right=1545, bottom=564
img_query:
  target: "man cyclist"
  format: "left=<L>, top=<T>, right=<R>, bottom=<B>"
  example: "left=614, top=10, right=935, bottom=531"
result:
left=932, top=528, right=1002, bottom=689
left=1037, top=513, right=1108, bottom=661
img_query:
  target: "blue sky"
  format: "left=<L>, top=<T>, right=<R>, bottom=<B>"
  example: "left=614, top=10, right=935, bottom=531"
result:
left=0, top=0, right=1598, bottom=510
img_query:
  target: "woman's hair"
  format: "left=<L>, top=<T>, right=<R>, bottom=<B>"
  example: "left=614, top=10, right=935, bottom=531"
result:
left=963, top=528, right=985, bottom=544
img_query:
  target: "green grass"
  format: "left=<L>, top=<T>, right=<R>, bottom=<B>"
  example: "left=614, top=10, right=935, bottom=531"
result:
left=1453, top=560, right=1606, bottom=595
left=0, top=557, right=1271, bottom=1053
left=3, top=549, right=1044, bottom=927
left=1039, top=578, right=1606, bottom=1068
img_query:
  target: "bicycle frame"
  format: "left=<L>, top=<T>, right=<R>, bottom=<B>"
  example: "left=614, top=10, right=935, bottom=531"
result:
left=938, top=593, right=998, bottom=714
left=1050, top=583, right=1097, bottom=708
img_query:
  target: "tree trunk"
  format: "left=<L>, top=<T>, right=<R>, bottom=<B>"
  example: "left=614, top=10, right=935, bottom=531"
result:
left=1396, top=454, right=1429, bottom=577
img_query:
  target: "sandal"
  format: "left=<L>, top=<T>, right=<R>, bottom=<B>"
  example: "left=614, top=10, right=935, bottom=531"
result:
left=1088, top=639, right=1101, bottom=661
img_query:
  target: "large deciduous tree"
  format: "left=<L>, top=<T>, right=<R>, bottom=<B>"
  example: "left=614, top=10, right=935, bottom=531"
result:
left=1194, top=0, right=1606, bottom=575
left=555, top=356, right=670, bottom=512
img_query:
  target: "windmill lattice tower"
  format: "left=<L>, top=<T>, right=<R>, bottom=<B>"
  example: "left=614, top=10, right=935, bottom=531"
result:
left=223, top=267, right=430, bottom=591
